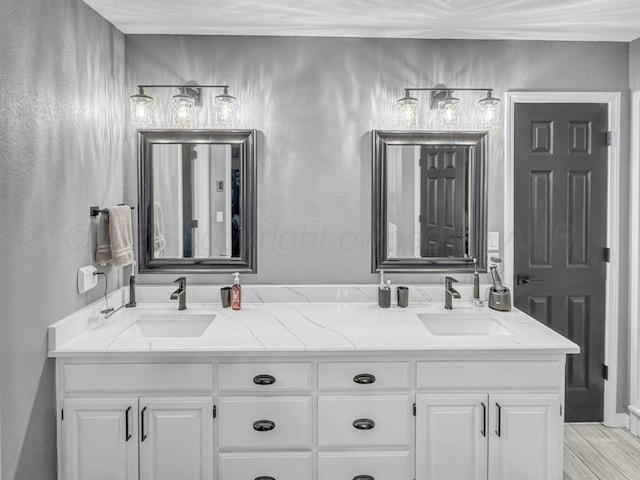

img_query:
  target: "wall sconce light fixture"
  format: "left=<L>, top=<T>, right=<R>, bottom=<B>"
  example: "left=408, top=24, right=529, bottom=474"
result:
left=398, top=87, right=501, bottom=130
left=129, top=84, right=238, bottom=129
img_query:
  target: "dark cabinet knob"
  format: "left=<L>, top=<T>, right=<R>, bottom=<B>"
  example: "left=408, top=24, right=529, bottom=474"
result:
left=353, top=373, right=376, bottom=384
left=255, top=477, right=275, bottom=480
left=253, top=374, right=276, bottom=385
left=353, top=476, right=374, bottom=480
left=253, top=420, right=276, bottom=432
left=352, top=418, right=375, bottom=430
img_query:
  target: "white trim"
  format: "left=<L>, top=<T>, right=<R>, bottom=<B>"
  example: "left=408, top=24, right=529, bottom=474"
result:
left=504, top=91, right=621, bottom=427
left=630, top=406, right=640, bottom=437
left=630, top=91, right=640, bottom=437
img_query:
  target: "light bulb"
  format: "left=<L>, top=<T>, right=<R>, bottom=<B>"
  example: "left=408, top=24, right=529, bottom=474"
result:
left=477, top=93, right=501, bottom=130
left=172, top=90, right=196, bottom=128
left=215, top=88, right=237, bottom=128
left=437, top=92, right=460, bottom=128
left=130, top=88, right=154, bottom=127
left=397, top=93, right=418, bottom=129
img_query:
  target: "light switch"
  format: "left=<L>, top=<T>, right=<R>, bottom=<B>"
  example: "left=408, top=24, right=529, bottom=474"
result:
left=216, top=211, right=224, bottom=222
left=488, top=231, right=499, bottom=251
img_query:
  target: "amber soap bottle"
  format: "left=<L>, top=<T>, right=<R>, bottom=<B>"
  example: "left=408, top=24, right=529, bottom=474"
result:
left=231, top=272, right=242, bottom=310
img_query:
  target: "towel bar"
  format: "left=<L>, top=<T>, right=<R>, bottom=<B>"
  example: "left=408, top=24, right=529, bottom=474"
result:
left=90, top=205, right=135, bottom=217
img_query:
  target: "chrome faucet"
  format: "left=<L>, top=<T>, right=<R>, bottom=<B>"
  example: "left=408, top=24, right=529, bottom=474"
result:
left=444, top=276, right=461, bottom=310
left=170, top=277, right=187, bottom=310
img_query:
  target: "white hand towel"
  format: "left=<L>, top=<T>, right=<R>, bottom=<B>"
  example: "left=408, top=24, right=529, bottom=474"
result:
left=107, top=205, right=135, bottom=267
left=95, top=211, right=112, bottom=266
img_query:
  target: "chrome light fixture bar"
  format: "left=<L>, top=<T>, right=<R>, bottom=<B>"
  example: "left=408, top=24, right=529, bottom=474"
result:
left=129, top=84, right=238, bottom=129
left=398, top=87, right=501, bottom=130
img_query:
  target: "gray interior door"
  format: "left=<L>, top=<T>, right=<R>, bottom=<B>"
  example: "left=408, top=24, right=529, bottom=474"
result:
left=420, top=145, right=467, bottom=257
left=514, top=102, right=608, bottom=422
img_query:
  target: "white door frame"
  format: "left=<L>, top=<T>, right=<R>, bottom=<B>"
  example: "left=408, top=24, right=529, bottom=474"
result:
left=504, top=91, right=622, bottom=427
left=629, top=90, right=640, bottom=436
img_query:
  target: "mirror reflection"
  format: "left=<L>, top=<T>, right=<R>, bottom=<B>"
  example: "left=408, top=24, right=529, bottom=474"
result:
left=372, top=131, right=487, bottom=273
left=138, top=130, right=256, bottom=273
left=152, top=143, right=241, bottom=259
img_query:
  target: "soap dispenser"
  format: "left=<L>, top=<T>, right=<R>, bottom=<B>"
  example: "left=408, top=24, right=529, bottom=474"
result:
left=231, top=272, right=242, bottom=310
left=377, top=269, right=391, bottom=308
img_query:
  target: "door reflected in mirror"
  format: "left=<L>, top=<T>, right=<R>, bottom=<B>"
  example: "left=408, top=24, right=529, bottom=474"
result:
left=372, top=131, right=487, bottom=273
left=386, top=144, right=469, bottom=259
left=152, top=143, right=241, bottom=259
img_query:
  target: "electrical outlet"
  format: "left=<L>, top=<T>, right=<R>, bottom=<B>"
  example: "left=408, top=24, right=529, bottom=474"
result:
left=77, top=265, right=98, bottom=294
left=216, top=211, right=224, bottom=222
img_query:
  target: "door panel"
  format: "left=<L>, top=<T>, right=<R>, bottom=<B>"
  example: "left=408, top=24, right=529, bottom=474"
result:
left=139, top=396, right=214, bottom=480
left=416, top=393, right=488, bottom=480
left=62, top=398, right=138, bottom=480
left=514, top=102, right=607, bottom=422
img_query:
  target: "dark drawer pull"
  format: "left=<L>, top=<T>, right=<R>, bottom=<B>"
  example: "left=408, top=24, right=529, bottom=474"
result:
left=353, top=373, right=376, bottom=384
left=253, top=374, right=276, bottom=385
left=353, top=476, right=374, bottom=480
left=255, top=477, right=275, bottom=480
left=353, top=418, right=375, bottom=430
left=125, top=406, right=132, bottom=442
left=253, top=420, right=276, bottom=432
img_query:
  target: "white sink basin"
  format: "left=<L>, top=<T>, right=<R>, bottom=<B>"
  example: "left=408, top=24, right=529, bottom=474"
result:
left=417, top=313, right=516, bottom=336
left=120, top=314, right=214, bottom=338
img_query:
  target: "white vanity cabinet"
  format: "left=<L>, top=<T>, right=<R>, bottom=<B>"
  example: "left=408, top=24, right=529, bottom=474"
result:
left=216, top=362, right=313, bottom=480
left=415, top=359, right=564, bottom=480
left=55, top=354, right=568, bottom=480
left=58, top=362, right=214, bottom=480
left=317, top=362, right=414, bottom=480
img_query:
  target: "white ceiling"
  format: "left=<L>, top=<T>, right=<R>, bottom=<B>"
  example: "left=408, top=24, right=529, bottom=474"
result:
left=83, top=0, right=640, bottom=42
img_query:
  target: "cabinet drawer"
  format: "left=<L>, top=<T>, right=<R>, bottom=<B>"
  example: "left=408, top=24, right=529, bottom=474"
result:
left=218, top=363, right=311, bottom=392
left=318, top=363, right=410, bottom=391
left=218, top=397, right=312, bottom=450
left=219, top=452, right=312, bottom=480
left=416, top=360, right=564, bottom=390
left=318, top=395, right=411, bottom=448
left=63, top=363, right=213, bottom=393
left=318, top=451, right=412, bottom=480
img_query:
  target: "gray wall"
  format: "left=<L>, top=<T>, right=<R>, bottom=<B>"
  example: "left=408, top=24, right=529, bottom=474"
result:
left=0, top=0, right=125, bottom=478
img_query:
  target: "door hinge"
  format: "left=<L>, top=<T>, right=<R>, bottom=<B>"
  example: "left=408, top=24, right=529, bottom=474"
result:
left=604, top=247, right=611, bottom=263
left=412, top=403, right=416, bottom=416
left=213, top=405, right=217, bottom=419
left=560, top=405, right=563, bottom=417
left=603, top=364, right=609, bottom=380
left=418, top=215, right=422, bottom=223
left=606, top=131, right=612, bottom=146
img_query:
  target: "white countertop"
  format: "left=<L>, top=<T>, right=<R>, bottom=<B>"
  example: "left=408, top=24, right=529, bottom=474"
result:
left=48, top=286, right=579, bottom=357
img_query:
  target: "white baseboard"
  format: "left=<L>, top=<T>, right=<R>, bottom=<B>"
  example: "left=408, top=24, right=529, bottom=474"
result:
left=615, top=413, right=630, bottom=429
left=629, top=406, right=640, bottom=436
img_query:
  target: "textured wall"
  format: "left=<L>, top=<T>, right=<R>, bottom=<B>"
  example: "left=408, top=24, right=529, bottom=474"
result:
left=0, top=0, right=125, bottom=478
left=124, top=36, right=630, bottom=284
left=631, top=37, right=640, bottom=90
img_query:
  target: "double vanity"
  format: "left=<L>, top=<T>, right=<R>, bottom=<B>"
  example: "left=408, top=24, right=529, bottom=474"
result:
left=49, top=285, right=578, bottom=480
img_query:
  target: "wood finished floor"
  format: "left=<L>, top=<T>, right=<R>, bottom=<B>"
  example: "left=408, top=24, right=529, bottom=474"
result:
left=564, top=424, right=640, bottom=479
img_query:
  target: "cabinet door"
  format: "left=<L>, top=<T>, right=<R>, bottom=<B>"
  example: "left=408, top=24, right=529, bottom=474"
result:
left=139, top=396, right=214, bottom=480
left=62, top=398, right=138, bottom=480
left=415, top=393, right=488, bottom=480
left=488, top=393, right=561, bottom=480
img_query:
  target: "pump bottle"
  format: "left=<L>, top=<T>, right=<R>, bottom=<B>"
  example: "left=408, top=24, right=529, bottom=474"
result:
left=231, top=272, right=242, bottom=310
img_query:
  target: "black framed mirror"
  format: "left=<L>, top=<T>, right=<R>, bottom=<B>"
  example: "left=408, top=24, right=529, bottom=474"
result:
left=138, top=129, right=257, bottom=273
left=372, top=130, right=487, bottom=273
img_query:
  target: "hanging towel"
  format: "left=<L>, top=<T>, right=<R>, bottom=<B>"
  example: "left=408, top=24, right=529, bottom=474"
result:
left=153, top=201, right=166, bottom=258
left=95, top=205, right=135, bottom=267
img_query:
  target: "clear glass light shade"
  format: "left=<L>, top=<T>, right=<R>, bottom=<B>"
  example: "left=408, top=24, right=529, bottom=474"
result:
left=437, top=94, right=460, bottom=128
left=130, top=90, right=154, bottom=127
left=172, top=93, right=196, bottom=129
left=397, top=95, right=418, bottom=129
left=477, top=94, right=501, bottom=130
left=215, top=91, right=238, bottom=128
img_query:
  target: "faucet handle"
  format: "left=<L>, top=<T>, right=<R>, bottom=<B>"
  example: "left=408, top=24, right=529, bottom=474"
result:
left=445, top=276, right=458, bottom=286
left=174, top=276, right=186, bottom=289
